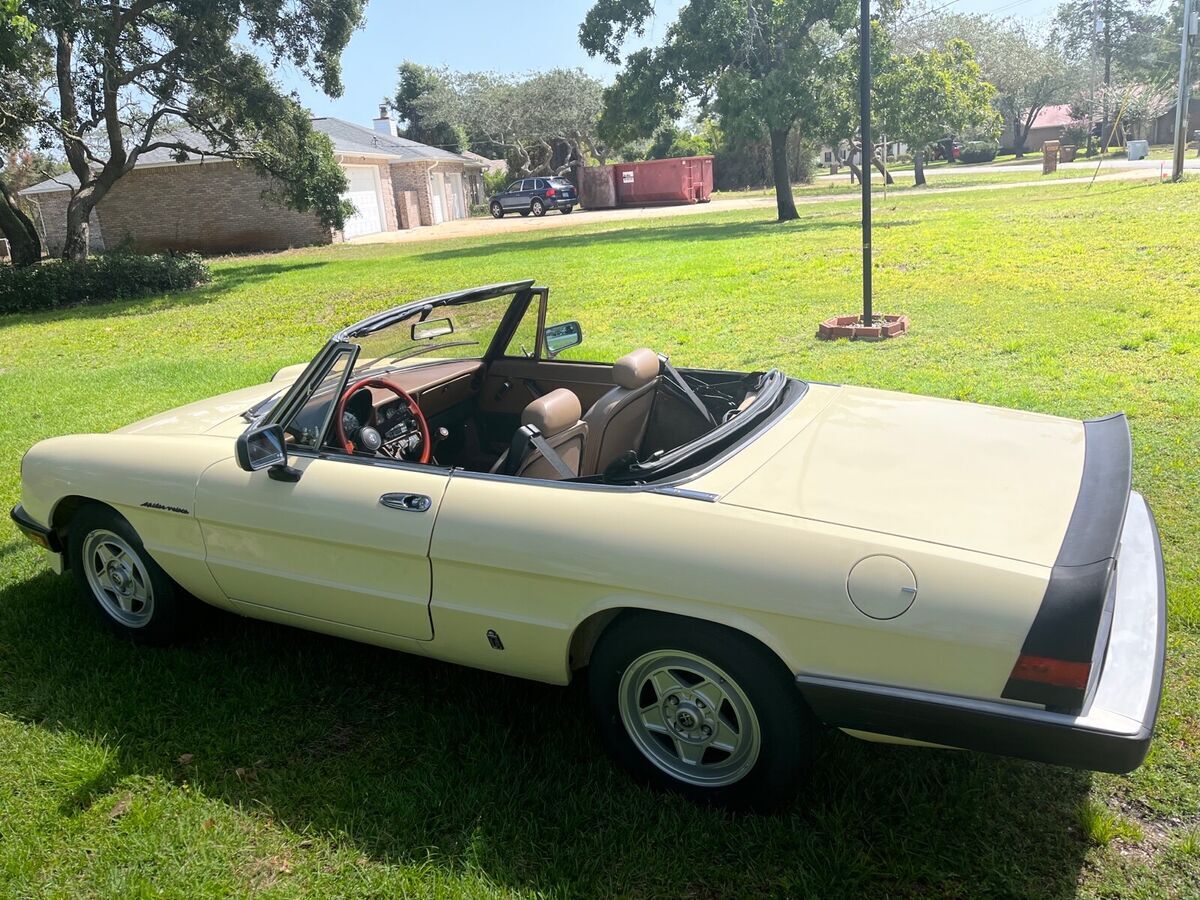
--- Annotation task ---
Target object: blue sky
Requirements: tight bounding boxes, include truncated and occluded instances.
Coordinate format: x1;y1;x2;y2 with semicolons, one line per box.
276;0;1059;126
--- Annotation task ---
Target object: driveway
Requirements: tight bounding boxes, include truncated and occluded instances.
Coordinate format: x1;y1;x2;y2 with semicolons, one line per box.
347;163;1196;247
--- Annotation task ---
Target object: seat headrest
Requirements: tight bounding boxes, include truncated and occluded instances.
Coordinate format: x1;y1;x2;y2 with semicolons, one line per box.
522;388;582;437
613;348;660;390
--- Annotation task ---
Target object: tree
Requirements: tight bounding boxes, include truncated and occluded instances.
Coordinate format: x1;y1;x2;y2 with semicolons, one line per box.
0;0;46;265
875;40;1000;185
581;0;858;222
2;0;365;262
393;62;464;151
1053;0;1168;146
412;69;606;176
894;11;1078;157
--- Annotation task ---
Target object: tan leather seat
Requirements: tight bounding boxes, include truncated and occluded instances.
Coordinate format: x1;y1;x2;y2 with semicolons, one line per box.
490;388;588;480
581;348;660;476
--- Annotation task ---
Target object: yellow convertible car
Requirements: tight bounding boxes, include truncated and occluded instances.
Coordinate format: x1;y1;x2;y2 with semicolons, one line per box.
11;281;1166;810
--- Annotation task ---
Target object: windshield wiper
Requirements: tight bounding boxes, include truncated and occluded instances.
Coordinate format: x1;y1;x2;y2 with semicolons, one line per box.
391;340;479;362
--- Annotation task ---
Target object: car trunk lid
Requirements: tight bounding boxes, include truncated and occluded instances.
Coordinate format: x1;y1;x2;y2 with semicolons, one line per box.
721;385;1087;567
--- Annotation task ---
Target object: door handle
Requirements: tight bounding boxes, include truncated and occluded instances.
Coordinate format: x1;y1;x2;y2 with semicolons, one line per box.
380;493;432;512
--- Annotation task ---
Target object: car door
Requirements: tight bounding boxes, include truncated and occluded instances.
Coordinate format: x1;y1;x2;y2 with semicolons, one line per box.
502;180;526;210
194;453;448;640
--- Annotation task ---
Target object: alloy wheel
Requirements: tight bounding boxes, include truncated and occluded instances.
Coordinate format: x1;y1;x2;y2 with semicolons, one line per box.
82;528;155;628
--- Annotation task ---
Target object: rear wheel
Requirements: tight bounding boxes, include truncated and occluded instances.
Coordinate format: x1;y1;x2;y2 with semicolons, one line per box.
588;611;817;811
490;201;504;218
68;505;197;644
530;198;546;217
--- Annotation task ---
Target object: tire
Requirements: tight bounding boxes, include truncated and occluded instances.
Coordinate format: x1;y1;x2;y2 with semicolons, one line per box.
560;206;573;215
530;198;546;217
519;210;530;217
68;504;198;645
588;611;817;812
490;201;504;218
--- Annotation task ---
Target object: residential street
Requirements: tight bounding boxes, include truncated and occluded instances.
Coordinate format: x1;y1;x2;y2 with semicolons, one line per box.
348;160;1200;246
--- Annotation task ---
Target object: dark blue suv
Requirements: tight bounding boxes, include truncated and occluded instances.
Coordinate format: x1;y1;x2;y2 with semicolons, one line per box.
490;177;577;218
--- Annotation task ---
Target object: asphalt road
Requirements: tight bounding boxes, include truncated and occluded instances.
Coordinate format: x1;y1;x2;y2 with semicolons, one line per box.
348;161;1199;247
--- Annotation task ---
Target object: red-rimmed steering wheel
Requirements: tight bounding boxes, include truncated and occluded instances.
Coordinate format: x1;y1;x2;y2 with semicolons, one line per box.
333;376;432;463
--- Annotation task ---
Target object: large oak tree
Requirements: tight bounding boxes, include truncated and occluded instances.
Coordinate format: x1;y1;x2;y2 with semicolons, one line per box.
2;0;365;261
580;0;857;222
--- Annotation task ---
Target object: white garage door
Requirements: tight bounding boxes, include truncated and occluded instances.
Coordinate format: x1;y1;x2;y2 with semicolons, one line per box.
341;166;384;239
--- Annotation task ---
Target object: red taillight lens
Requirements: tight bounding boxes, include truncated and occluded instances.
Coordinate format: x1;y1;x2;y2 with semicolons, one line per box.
1010;654;1091;690
545;187;556;197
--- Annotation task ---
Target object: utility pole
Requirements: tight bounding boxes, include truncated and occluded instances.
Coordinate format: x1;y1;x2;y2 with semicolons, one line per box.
1173;0;1198;181
859;0;872;327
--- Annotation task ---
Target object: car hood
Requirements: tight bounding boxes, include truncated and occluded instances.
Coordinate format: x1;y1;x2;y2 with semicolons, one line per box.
114;382;282;438
721;385;1086;566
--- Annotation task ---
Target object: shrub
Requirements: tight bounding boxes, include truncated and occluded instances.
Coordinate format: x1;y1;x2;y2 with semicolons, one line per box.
1060;123;1089;148
0;250;211;315
483;170;511;197
957;140;999;164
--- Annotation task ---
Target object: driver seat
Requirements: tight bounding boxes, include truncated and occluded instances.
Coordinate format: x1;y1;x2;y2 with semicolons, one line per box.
581;348;660;476
490;389;588;480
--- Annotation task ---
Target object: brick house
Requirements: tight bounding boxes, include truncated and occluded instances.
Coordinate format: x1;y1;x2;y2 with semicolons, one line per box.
20;108;485;254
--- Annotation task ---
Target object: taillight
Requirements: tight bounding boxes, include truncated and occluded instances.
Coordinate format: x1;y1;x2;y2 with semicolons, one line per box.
545;187;556;197
1009;654;1091;691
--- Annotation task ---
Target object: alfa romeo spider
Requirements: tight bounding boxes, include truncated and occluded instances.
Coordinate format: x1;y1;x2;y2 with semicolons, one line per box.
11;281;1166;809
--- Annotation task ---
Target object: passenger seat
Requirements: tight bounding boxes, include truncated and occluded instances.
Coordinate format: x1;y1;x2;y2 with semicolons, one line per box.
490;388;588;480
581;348;660;476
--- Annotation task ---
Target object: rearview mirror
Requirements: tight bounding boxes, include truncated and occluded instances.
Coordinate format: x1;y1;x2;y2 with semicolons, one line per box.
544;320;583;357
236;423;287;472
411;317;454;341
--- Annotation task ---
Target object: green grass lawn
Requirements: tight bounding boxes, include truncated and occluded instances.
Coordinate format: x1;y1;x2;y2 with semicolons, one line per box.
2;180;1199;896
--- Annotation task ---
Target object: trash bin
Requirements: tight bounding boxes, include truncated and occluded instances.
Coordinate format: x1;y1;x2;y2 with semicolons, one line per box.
1060;145;1077;163
1127;140;1149;161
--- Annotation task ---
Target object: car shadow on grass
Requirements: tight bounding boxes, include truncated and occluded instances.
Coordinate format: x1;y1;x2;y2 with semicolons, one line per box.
0;569;1091;896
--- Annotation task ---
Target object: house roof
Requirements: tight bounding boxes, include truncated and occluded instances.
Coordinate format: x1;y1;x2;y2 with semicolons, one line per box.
461;150;507;173
1029;104;1078;130
20;116;480;196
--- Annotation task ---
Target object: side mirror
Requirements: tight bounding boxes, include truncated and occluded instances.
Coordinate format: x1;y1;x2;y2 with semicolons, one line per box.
544;320;583;357
235;423;287;472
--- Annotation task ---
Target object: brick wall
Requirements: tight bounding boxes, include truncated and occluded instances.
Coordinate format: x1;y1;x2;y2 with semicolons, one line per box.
389;162;433;227
99;161;332;252
29;192;104;254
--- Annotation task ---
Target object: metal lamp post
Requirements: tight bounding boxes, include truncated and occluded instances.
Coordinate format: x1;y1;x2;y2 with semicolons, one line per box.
859;0;873;328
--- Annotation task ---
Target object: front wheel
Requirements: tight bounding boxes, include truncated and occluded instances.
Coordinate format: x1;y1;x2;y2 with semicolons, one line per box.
490;201;504;218
588;611;817;811
530;198;546;217
68;504;198;644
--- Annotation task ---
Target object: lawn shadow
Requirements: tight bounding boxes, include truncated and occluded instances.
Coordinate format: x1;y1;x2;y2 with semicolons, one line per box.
0;569;1091;896
0;262;327;332
412;215;918;266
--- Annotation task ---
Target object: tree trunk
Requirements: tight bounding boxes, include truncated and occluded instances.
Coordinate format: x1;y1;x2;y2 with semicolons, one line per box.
0;178;42;266
871;154;894;185
62;180;112;262
847;160;863;184
769;128;798;222
913;150;926;186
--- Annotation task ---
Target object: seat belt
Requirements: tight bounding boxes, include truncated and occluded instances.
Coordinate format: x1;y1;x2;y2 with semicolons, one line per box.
657;353;717;427
505;424;575;479
528;429;576;479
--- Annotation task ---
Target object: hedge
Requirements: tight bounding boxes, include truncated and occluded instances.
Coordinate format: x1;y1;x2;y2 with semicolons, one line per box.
0;251;212;315
957;141;1000;164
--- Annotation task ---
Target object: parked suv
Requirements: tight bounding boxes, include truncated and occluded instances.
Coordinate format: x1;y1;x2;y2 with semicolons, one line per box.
490;177;577;218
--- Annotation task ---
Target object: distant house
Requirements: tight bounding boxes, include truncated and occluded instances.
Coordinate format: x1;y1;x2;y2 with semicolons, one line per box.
1147;98;1200;145
1022;104;1078;150
19;106;484;254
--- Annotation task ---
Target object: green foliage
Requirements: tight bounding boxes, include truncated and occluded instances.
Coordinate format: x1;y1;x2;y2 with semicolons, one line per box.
1053;0;1169;83
0;251;210;314
582;0;858;219
1076;799;1144;846
876;40;1001;157
483;169;511;197
647;125;715;159
958;140;999;163
394;62;464;152
410;68;606;176
4;0;366;259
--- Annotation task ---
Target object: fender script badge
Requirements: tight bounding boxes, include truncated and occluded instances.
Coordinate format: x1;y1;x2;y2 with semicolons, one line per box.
140;501;190;515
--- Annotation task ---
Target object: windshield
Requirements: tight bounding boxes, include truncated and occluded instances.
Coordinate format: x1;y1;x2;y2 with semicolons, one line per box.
351;294;513;375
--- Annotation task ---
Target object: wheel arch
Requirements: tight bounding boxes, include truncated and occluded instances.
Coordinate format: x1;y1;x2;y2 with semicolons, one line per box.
567;601;800;680
49;495;116;564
